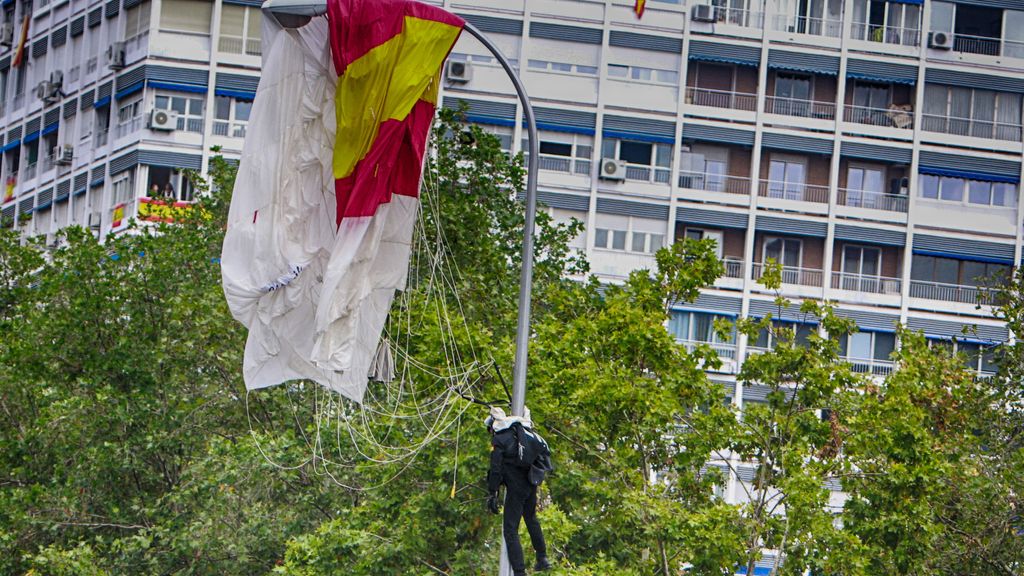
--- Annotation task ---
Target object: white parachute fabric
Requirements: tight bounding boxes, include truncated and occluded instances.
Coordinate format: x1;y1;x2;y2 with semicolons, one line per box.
221;16;409;403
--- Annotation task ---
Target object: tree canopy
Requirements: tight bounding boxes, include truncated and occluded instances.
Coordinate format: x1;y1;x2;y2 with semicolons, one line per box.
0;111;1021;575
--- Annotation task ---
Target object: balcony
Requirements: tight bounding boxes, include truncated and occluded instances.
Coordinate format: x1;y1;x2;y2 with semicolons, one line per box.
685;87;757;112
712;7;765;29
844;356;896;376
753;262;824;287
95;130;109;147
23;162;37;181
921;113;1022;143
40;153;54;173
678;170;751;195
909;279;989;304
764;95;835;120
843;104;913;129
836;188;908;213
625;164;671;184
771;15;843;38
953;33;1023;58
213;120;250;139
523;153;590;176
758;180;829;203
12;92;24;111
677;338;738;361
219;35;262;57
831;272;902;295
723;257;744;279
850;22;920;47
176;117;205;134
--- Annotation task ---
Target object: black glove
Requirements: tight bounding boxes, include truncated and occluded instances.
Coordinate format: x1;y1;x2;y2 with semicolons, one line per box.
486;492;500;515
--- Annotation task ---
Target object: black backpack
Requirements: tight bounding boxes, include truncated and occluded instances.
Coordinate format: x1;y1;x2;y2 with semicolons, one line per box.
510;422;553;485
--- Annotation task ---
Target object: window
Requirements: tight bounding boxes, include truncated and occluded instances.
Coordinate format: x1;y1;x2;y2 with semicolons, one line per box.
147;166;195;202
755;320;815;349
852;0;921;44
777;0;843;35
923;84;1023;141
917;173;1017;208
118;98;142;126
767;156;807;199
669;311;734;345
850;80;892;123
94;105;110;138
154;93;205;133
213;96;251;138
159;0;213;34
838;245;884;291
527;60;597;76
774;73;811;101
219;4;261;56
124;0;151;41
526;133;593;175
595;215;664;254
840;330;895;364
846;165;885;205
111;172;133;207
602;138;673;183
607;63;678;85
684;227;724;258
763;236;802;278
911;255;1010;287
928;339;997;374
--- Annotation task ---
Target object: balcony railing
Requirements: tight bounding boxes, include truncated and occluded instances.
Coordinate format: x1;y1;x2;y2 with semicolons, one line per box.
212;120;249;138
909;280;988;304
712;7;765;29
678;339;737;360
23;162;37;181
921;113;1022;142
12;92;24;110
625;164;671;184
843;104;914;129
723;257;744;279
41;153;54;173
219;34;262;57
68;65;80;83
953;33;1024;58
685;87;757;112
765;95;836;120
758;180;829;203
753;262;824;287
772;15;843;38
831;272;902;295
845;356;896;376
850;21;920;46
95;130;109;147
837;188;908;213
523;153;590;176
86;56;98;75
678;170;751;195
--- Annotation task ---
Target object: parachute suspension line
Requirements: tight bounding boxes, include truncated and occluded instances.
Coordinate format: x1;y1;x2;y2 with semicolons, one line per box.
451;411;461;499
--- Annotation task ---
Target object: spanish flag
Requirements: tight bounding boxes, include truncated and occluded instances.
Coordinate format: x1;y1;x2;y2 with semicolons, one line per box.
12;15;29;68
3;176;15;204
221;0;464;402
634;0;646;18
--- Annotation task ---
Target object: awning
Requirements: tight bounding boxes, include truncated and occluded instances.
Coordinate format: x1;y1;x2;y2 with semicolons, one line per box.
115;81;144;101
41;123;59;136
214;89;256;101
689;40;760;67
1;139;20;152
22;131;40;144
918;166;1019;184
767;49;840;75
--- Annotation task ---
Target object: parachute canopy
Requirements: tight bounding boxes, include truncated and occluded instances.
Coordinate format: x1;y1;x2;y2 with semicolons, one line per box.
221;0;464;402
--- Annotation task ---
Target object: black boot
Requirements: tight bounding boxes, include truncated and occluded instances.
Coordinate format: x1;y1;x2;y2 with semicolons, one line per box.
534;557;552;571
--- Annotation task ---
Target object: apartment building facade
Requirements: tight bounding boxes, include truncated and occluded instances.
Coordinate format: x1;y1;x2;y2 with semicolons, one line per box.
1;0;1019;539
0;0;260;237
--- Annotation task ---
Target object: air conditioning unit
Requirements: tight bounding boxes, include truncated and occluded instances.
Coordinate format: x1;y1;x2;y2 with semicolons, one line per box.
87;211;102;230
49;69;64;87
149;109;178;131
54;145;73;165
445;59;472;83
35;81;60;103
105;41;126;70
599;158;627;181
929;31;953;50
0;22;13;47
691;4;717;23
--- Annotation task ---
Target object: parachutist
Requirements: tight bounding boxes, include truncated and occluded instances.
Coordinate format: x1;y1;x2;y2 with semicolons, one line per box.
485;407;553;575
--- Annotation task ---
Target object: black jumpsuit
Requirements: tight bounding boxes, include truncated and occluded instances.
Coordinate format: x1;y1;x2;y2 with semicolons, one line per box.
488;427;547;574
